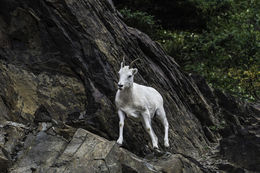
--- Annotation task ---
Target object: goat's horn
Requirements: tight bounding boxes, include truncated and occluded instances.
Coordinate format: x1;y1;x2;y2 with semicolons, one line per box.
129;58;140;68
121;56;126;68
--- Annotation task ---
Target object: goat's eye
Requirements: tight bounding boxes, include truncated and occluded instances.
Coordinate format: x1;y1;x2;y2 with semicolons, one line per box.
128;75;132;78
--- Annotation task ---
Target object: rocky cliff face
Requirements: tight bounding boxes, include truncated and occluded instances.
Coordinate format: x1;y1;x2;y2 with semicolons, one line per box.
0;0;259;172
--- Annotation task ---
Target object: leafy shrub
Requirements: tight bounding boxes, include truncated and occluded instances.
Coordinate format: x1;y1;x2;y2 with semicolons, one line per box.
158;0;260;100
119;8;158;38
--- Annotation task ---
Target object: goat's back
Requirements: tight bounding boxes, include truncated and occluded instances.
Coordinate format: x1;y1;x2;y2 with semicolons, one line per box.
133;83;163;109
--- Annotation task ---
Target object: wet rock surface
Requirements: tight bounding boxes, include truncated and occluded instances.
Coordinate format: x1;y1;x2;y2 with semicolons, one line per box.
0;0;259;172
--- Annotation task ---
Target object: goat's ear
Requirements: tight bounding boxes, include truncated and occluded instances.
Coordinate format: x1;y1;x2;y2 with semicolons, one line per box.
120;62;124;69
132;68;138;75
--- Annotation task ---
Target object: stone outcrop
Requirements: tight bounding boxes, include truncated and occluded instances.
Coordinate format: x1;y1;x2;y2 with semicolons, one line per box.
10;128;206;173
0;0;259;172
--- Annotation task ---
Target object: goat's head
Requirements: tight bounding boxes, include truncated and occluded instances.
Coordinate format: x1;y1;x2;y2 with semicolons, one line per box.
117;57;139;90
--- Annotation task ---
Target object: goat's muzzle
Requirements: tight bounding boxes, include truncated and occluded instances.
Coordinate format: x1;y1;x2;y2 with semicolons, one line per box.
118;84;123;90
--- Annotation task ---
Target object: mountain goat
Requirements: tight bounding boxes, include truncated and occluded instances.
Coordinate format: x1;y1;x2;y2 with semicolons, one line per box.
115;58;169;148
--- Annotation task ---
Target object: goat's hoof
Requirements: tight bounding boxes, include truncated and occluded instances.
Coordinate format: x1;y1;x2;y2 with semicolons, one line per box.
164;141;170;147
153;144;159;149
117;139;123;145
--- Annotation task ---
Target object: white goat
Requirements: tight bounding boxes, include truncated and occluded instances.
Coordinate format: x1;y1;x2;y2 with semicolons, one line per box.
115;58;169;148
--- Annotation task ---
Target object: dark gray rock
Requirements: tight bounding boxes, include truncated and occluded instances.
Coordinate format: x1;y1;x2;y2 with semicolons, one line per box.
220;127;260;172
0;147;11;173
34;105;52;123
10;131;67;173
47;128;206;173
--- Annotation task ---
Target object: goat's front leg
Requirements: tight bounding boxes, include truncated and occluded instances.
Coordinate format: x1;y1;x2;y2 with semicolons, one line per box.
142;110;158;149
117;109;125;145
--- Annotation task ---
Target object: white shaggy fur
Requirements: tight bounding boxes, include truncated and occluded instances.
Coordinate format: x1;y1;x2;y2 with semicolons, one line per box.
115;62;169;148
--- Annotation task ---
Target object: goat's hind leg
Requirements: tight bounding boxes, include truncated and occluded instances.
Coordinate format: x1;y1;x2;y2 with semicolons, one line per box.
142;110;158;149
156;107;169;147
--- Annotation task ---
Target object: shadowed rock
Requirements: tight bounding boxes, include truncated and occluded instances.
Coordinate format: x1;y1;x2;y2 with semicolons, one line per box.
34;105;52;124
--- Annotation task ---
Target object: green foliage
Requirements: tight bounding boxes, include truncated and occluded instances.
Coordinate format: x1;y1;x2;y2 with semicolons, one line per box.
114;0;206;30
158;0;260;100
118;0;260;101
119;8;158;38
